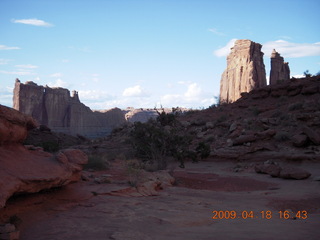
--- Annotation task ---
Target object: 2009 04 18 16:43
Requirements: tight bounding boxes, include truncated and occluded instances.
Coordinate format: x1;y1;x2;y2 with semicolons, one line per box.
211;210;308;220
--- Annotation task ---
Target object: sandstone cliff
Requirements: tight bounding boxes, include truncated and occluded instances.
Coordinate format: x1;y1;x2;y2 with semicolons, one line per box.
0;104;88;208
13;79;126;138
219;39;267;103
270;49;290;85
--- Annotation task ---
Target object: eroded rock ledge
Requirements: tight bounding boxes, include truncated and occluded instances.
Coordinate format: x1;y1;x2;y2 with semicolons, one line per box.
0;104;88;209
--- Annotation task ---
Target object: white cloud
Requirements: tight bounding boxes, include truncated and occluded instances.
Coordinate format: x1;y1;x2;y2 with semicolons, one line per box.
15;64;38;69
0;45;20;50
184;83;201;98
160;82;215;108
62;59;70;63
78;90;111;100
12;18;53;27
122;85;147;97
214;39;320;58
48;79;69;88
0;70;35;76
214;38;237;57
49;73;63;78
291;74;305;78
208;28;226;36
263;40;320;58
0;59;12;65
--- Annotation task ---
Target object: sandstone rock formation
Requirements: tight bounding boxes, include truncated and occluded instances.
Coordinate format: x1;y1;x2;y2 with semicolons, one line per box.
13;79;126;138
0;103;37;145
269;49;290;85
219;39;267;103
0;104;88;208
255;161;311;180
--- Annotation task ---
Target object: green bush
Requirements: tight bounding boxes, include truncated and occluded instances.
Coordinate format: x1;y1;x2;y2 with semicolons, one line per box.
41;141;60;152
130;111;192;170
196;142;211;159
84;154;109;170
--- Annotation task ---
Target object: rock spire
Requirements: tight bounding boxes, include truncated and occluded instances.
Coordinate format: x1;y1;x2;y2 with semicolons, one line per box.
269;49;290;85
219;39;267;103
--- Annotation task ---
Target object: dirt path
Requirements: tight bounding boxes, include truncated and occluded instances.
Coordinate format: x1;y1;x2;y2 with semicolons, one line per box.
1;160;320;240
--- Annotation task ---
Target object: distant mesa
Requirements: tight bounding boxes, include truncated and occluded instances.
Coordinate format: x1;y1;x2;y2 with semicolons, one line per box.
219;39;290;103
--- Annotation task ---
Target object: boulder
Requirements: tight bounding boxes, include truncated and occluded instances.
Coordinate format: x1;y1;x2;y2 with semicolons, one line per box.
254;161;281;177
279;167;311;180
0;105;37;144
255;161;311;180
292;134;308;147
233;134;256;145
255;129;276;140
303;126;320;145
0;223;19;240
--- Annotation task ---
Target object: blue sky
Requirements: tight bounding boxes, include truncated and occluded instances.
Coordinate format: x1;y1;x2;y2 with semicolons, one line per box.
1;0;319;109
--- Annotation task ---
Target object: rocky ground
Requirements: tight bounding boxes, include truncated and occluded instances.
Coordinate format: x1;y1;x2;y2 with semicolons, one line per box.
1;76;320;239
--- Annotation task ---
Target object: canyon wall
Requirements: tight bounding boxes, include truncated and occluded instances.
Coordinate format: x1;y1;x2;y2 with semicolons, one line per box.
13;79;126;138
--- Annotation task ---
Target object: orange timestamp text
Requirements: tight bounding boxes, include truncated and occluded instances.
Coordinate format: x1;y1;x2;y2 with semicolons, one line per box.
211;210;308;220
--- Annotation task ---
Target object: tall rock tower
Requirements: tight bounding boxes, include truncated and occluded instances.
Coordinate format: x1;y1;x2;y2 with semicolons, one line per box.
219;39;267;103
269;49;290;85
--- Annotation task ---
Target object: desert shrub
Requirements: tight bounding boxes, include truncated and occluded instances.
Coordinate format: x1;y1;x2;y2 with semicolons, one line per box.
303;70;312;78
84;154;109;170
130;111;193;170
125;159;143;186
196;142;211;159
41;141;60;152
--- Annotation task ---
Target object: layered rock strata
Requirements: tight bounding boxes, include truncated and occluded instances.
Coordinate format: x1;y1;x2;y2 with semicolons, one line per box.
219;39;267;103
13;79;126;138
0;104;88;208
270;49;290;85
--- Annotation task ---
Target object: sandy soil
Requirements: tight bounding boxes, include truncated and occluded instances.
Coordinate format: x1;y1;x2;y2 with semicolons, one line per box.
1;159;320;240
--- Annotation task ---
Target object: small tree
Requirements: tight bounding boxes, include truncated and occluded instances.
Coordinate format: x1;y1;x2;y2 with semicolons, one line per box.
303;70;312;78
130;110;192;170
